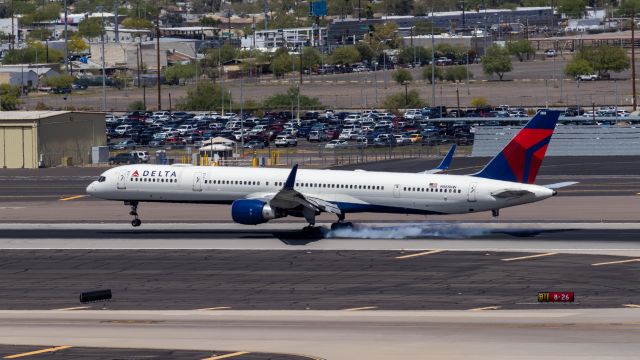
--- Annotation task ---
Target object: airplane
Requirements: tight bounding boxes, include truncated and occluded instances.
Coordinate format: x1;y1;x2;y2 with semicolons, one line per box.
86;110;576;230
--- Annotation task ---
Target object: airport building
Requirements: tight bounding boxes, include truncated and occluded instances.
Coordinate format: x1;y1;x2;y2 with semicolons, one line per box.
0;111;105;168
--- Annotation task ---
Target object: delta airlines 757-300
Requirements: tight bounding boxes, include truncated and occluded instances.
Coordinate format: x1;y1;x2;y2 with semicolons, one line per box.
87;110;576;229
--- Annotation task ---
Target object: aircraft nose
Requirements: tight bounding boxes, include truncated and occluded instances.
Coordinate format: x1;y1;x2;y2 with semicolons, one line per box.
86;182;96;196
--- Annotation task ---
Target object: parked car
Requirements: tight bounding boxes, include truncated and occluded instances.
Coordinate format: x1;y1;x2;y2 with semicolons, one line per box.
131;150;149;163
409;134;423;143
111;139;137;150
545;49;558;57
108;152;141;165
325;140;349;149
243;140;266;149
274;135;298;147
308;130;328;142
576;74;599;81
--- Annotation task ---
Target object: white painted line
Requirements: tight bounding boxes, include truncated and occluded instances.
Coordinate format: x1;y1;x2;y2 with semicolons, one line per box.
52;306;91;311
592;258;640;266
469;306;501;311
195;307;232;311
396;249;445;259
343;306;378;311
501;252;558;262
623;304;640;308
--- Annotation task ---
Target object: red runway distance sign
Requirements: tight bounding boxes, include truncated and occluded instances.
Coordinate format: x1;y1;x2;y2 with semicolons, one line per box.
538;292;574;302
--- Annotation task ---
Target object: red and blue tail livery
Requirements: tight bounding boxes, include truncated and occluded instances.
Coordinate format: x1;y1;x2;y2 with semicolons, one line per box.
474;110;560;184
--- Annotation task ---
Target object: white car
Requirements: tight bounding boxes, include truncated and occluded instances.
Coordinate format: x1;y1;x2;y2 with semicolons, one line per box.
325;140;349;149
274;135;297;147
577;74;599;81
404;109;423;120
176;124;195;135
105;114;118;124
338;130;353;140
114;124;132;135
394;134;412;145
131;150;150;163
617;110;631;117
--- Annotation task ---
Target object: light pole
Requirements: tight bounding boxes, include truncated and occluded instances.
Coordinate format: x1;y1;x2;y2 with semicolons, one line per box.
63;0;68;73
431;5;436;108
97;6;107;111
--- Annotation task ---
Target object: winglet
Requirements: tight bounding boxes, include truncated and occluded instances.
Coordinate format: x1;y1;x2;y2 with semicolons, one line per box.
424;144;456;174
283;164;298;190
436;144;456;171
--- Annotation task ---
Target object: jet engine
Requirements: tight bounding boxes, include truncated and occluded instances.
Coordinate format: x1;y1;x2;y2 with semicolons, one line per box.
231;199;285;225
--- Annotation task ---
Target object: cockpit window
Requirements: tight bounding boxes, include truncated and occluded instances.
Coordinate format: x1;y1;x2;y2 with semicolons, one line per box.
98;176;106;182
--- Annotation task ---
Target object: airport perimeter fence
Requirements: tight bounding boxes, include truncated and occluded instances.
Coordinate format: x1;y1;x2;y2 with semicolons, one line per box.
159;143;467;169
472;125;640;156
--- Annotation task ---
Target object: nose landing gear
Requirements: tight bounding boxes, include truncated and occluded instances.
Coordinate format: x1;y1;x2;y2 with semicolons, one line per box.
126;201;142;227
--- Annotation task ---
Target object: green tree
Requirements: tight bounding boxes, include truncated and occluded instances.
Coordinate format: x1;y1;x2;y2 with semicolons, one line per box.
398;46;431;65
164;63;197;85
355;42;376;63
330;46;361;65
444;66;473;82
0;84;21;110
481;45;513;81
392;68;413;85
68;33;89;53
435;43;467;62
20;3;61;26
301;47;322;71
573;45;630;77
43;74;75;89
178;83;231;111
470;97;490;107
506;40;536;62
263;86;324;109
26;29;52;41
422;66;444;83
270;52;293;78
78;18;103;39
382;90;426;112
558;0;587;18
2;42;63;64
121;17;154;29
128;100;145;111
564;58;594;77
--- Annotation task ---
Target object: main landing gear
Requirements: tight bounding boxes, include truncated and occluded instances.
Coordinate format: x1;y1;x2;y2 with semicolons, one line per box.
331;213;353;231
126;201;142;227
492;209;500;218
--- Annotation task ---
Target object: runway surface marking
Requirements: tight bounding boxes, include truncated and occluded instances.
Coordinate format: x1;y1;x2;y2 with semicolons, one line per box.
395;249;445;259
59;195;87;201
3;346;72;359
623;304;640;308
468;306;502;311
195;307;232;311
343;306;378;311
52;306;91;311
592;258;640;266
501;252;558;262
202;351;250;360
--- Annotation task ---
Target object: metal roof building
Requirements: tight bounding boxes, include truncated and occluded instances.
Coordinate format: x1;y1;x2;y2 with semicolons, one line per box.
0;111;105;168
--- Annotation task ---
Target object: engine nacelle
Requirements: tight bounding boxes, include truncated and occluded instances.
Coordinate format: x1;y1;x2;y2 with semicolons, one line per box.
231;199;283;225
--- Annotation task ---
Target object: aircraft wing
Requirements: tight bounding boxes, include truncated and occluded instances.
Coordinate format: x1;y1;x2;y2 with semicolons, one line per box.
246;165;342;216
491;189;534;198
424;144;456;174
544;181;579;190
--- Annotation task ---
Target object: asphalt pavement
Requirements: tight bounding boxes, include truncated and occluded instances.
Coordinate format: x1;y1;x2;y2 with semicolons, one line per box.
0;345;312;360
0;246;638;310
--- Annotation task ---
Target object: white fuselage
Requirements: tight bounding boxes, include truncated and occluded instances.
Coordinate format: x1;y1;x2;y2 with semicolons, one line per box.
86;164;555;216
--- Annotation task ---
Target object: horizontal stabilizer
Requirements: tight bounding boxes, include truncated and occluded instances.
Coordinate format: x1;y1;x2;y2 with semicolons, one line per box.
544;181;579;190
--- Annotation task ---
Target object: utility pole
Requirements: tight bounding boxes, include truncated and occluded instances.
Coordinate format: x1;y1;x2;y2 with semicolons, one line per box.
114;0;119;43
156;11;162;110
63;0;68;73
431;5;436;107
632;9;637;111
98;7;107;111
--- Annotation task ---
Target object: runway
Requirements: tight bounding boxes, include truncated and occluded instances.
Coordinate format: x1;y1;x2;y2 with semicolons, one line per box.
0;222;639;311
1;309;639;360
2;157;640;359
